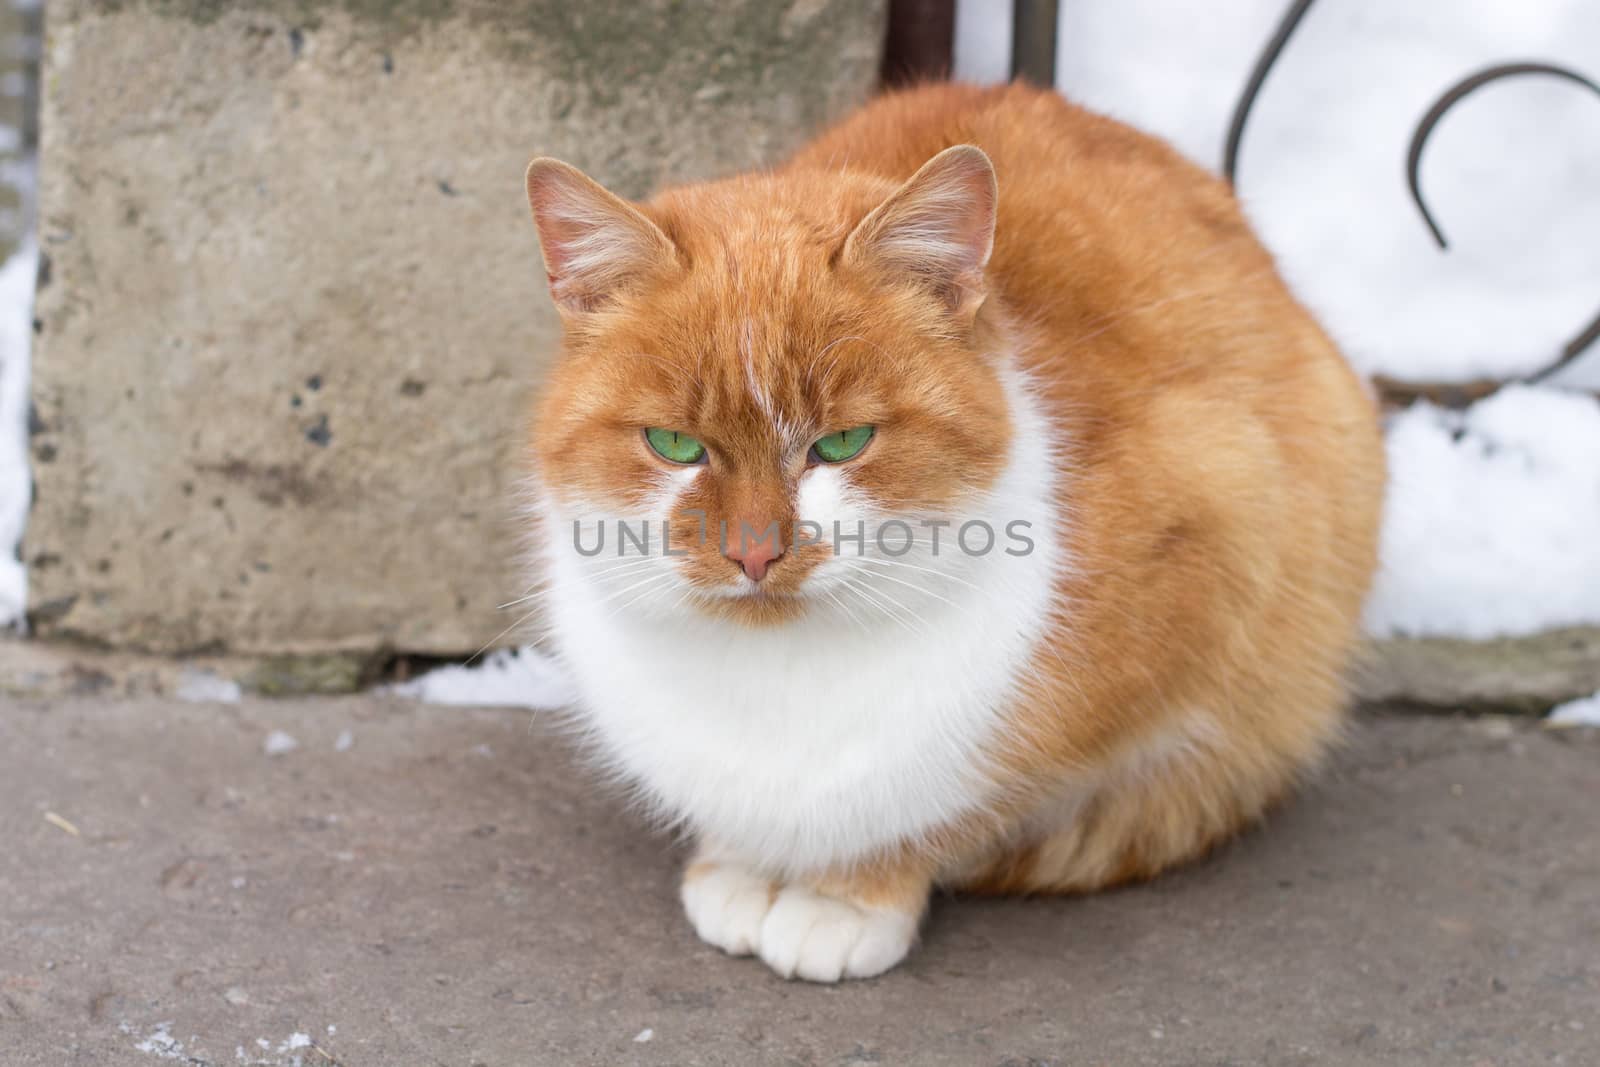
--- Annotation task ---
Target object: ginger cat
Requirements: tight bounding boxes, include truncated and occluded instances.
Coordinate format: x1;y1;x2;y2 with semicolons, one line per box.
521;83;1384;982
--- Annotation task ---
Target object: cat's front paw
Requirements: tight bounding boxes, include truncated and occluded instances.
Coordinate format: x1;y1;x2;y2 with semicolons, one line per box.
757;886;917;983
681;863;919;982
680;862;776;957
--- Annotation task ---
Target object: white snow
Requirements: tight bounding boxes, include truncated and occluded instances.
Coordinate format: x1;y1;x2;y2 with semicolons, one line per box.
1548;690;1600;726
130;1022;189;1061
391;645;577;709
334;729;354;752
222;1029;321;1066
952;0;1012;85
229;1029;327;1066
1364;386;1600;639
262;730;300;757
175;668;244;704
0;241;35;630
633;1027;655;1043
0;5;35;629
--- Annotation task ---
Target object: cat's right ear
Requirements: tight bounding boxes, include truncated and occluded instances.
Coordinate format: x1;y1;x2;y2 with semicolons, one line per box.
524;159;677;315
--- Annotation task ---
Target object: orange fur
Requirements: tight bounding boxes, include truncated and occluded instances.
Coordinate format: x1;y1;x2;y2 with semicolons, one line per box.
524;83;1385;973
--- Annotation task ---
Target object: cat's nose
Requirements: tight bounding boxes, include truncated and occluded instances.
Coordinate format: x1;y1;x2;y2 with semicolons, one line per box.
725;528;785;582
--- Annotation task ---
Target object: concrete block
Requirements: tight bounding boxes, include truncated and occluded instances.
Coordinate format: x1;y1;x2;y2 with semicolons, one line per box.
27;0;886;654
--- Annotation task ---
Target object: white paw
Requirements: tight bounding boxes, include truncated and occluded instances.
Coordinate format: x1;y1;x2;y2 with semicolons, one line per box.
757;886;917;983
680;864;775;957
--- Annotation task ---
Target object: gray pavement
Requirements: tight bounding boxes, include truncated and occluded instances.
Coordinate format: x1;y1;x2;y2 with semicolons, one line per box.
2;694;1596;1066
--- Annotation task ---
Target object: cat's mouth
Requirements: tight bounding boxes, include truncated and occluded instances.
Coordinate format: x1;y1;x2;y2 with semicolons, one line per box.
699;578;802;603
693;583;810;625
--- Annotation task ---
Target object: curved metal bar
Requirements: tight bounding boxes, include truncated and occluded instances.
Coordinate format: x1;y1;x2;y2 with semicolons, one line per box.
1222;0;1316;184
1407;61;1600;382
1407;61;1600;250
1225;12;1600;390
1530;307;1600;385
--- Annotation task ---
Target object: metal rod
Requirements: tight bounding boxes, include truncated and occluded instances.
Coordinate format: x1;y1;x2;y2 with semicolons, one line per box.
1222;0;1315;184
1010;0;1059;87
1407;61;1600;250
881;0;957;87
1406;61;1600;382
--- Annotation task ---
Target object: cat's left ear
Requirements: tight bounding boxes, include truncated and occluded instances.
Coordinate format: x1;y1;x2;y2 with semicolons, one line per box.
842;144;997;320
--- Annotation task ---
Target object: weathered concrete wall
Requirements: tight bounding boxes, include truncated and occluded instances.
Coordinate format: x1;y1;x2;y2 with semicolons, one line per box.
28;0;886;655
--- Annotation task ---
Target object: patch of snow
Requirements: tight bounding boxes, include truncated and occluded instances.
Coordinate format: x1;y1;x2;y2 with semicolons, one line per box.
176;668;243;704
225;1030;321;1066
1549;690;1600;726
392;645;577;710
1364;386;1600;639
263;730;300;757
633;1027;655;1043
0;241;36;630
334;729;354;752
952;0;1012;84
130;1022;188;1060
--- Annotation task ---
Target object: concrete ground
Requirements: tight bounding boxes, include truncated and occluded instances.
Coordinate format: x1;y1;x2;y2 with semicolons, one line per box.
2;693;1596;1067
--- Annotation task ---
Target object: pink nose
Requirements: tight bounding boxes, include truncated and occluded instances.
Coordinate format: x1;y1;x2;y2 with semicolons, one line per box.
726;529;785;582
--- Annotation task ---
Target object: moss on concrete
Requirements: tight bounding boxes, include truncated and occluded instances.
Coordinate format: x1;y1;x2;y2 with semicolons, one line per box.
241;652;373;695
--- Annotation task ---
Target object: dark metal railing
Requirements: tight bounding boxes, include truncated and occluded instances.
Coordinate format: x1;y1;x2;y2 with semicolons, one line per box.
1010;0;1060;86
1224;0;1600;401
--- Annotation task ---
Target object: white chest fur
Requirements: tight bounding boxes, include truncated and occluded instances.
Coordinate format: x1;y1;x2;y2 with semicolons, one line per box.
537;363;1062;874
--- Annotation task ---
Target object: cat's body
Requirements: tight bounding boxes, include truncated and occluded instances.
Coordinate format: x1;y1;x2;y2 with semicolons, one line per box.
523;83;1384;982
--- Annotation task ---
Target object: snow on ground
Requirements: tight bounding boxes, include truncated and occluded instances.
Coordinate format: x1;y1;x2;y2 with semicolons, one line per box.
174;667;244;704
390;645;577;709
0;240;34;630
122;1020;323;1066
1365;386;1600;639
262;730;299;757
1549;690;1600;726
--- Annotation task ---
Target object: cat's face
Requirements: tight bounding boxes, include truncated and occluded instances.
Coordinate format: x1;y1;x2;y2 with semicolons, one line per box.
526;148;1011;625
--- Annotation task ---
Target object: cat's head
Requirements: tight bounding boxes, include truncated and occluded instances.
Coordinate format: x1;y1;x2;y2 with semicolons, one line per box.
524;146;1014;625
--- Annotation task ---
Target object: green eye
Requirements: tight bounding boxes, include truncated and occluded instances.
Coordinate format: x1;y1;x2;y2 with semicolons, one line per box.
644;427;706;464
811;425;874;463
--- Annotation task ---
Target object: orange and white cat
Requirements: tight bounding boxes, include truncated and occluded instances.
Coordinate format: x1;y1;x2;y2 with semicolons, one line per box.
521;83;1384;982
